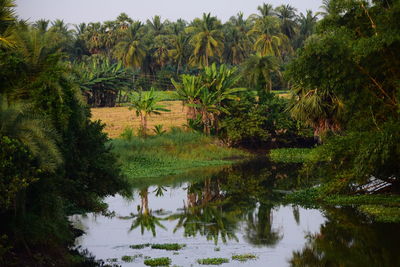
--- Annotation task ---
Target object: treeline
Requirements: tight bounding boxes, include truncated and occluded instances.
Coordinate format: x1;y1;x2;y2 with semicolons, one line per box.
11;4;318;107
0;0;126;265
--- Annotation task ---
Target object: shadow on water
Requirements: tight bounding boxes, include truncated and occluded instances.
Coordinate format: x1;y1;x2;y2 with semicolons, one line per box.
72;158;400;266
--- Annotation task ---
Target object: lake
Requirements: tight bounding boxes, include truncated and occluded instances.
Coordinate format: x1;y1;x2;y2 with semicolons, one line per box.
71;159;400;266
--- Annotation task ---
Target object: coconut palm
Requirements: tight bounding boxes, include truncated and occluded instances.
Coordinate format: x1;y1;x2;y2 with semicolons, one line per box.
33;19;50;33
295;10;318;48
0;0;16;48
187;13;224;68
129;88;170;136
249;16;289;58
0;95;62;172
255;3;275;19
169;33;188;73
275;4;298;39
223;26;251;65
114;22;146;69
146;15;165;36
241;53;280;93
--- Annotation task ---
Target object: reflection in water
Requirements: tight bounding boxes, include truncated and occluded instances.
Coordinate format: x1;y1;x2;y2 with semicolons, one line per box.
128;187;166;236
290;208;400;267
72;158;400;266
244;203;283;247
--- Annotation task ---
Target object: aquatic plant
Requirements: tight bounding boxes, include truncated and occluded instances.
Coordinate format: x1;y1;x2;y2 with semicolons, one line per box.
197;258;229;265
129;243;151;249
232;254;257;262
150;243;186;251
144;257;171;266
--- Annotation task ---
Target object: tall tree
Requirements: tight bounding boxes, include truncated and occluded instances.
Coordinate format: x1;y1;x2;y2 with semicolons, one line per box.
114;22;146;69
187;13;224;68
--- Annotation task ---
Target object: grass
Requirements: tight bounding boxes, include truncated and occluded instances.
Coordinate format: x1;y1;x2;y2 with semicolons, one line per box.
231;254;257;262
197;258;230;265
358;205;400;223
91;101;186;139
269;148;316;163
144;257;171;266
112;129;249;179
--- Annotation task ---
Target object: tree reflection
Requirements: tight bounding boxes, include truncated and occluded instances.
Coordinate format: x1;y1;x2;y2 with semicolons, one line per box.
169;178;239;244
290;207;400;266
129;187;166;236
244;202;283;247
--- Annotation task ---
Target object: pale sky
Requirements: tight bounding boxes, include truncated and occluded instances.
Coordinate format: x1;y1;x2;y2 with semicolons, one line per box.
15;0;322;24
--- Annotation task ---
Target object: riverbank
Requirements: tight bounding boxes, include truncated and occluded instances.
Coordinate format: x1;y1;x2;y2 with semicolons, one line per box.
112;129;250;180
269;148;400;223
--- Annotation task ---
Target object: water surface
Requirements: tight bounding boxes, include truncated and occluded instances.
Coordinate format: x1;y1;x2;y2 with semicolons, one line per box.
72;159;400;266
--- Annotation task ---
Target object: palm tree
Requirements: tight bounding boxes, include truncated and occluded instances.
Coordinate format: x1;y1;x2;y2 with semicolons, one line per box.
0;95;63;212
129;88;170;136
249;16;289;58
0;95;62;173
116;12;133;30
295;10;318;48
169;34;188;73
33;19;50;33
241;53;279;93
275;4;298;39
255;3;275;19
0;0;16;48
114;22;146;69
187;13;224;68
223;26;251;65
288;86;343;140
147;15;165;36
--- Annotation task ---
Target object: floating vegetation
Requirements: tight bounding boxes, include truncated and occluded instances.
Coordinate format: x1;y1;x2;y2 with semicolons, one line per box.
173;252;179;255
144;257;172;266
129;243;151;249
197;258;230;265
151;243;186;251
232;254;257;262
214;247;221;251
106;258;118;262
121;255;134;262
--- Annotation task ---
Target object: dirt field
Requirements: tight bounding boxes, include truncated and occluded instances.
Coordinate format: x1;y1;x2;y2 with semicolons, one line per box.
91;101;187;138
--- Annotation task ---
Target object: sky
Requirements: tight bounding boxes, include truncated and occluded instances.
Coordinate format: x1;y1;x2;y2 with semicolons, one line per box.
15;0;322;25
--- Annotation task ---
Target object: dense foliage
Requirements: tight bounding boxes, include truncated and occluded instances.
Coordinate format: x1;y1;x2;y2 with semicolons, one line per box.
287;0;400;192
0;1;126;265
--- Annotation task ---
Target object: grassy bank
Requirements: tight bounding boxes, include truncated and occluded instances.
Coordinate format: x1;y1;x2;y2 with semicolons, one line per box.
269;148;316;163
285;187;400;223
112;129;250;180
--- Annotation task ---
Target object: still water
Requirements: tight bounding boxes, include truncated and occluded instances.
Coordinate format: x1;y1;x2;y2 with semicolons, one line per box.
71;159;400;266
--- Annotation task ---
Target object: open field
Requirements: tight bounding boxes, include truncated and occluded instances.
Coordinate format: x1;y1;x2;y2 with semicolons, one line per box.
91;101;187;138
91;91;290;138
